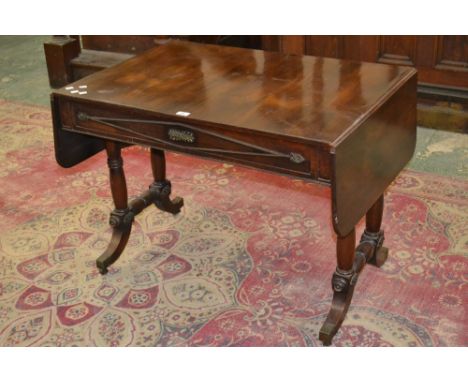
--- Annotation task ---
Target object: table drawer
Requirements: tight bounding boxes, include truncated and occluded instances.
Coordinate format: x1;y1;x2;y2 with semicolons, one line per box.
58;99;329;181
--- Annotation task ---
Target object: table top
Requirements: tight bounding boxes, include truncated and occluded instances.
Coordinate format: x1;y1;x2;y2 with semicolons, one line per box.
54;40;416;145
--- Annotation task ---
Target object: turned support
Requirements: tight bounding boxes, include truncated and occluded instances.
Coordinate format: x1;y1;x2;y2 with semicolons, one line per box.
319;194;388;345
149;148;184;214
319;229;357;345
363;195;388;267
96;141;133;274
96;143;184;274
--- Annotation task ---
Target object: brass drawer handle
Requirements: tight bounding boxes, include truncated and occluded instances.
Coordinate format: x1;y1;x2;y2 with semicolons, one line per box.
168;128;195;143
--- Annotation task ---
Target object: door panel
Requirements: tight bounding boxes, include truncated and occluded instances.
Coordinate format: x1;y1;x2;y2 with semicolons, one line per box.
377;36;417;66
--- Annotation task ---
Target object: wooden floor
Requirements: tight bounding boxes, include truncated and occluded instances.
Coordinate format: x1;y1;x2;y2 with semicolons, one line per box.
0;35;466;179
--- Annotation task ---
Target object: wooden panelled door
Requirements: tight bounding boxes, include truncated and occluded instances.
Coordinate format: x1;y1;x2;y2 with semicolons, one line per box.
264;36;468;88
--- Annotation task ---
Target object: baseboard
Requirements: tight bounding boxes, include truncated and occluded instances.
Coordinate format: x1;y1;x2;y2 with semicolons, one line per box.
417;83;468;134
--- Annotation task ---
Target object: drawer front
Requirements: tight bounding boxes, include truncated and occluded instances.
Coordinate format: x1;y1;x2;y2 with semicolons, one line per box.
58;98;329;181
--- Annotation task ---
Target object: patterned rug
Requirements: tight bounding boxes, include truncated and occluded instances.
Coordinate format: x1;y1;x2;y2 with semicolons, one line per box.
0;99;466;346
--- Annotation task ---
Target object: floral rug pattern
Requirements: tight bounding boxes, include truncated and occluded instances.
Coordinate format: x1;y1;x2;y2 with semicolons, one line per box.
0;99;466;346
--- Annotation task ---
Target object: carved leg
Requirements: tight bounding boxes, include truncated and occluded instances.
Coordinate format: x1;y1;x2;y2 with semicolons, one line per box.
362;194;388;267
319;194;389;345
149;148;183;214
96;141;133;275
319;229;357;346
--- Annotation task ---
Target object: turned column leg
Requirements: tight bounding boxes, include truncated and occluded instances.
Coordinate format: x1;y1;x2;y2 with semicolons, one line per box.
149;148;183;214
362;194;388;267
319;229;357;346
96;141;133;274
319;194;390;345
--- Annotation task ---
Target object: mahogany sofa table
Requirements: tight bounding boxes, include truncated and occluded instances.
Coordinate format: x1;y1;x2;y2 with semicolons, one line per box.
50;40;417;345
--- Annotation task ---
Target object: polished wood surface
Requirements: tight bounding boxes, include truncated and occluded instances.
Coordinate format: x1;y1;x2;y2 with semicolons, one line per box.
46;36;462;132
54;40;415;145
261;35;467;132
53;40;417;236
44;36;260;88
332;73;417;235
